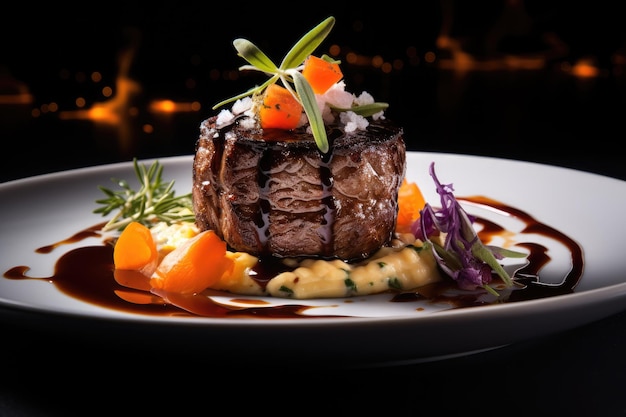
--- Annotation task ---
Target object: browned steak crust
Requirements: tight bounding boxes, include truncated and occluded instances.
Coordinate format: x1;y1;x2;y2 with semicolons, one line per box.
192;116;406;261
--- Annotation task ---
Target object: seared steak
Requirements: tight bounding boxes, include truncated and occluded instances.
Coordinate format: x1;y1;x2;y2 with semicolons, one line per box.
192;116;406;261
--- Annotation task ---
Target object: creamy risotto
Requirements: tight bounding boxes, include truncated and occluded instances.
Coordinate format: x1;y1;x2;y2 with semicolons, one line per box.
152;222;442;299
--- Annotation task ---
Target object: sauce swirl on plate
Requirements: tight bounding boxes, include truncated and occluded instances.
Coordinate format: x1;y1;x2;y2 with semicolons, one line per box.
3;196;584;319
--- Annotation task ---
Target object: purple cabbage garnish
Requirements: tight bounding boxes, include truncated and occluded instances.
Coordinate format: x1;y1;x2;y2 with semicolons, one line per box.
411;162;526;295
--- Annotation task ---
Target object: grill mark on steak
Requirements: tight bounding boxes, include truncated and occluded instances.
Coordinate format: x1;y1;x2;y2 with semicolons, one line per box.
193;116;406;261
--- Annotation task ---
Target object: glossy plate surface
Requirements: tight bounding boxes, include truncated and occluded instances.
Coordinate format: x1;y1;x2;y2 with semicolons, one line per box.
1;152;625;366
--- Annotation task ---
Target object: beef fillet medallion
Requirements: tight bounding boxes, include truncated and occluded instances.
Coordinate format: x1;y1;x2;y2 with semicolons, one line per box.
192;116;406;261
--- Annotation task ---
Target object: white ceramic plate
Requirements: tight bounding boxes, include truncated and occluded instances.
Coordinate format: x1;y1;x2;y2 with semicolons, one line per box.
1;152;625;367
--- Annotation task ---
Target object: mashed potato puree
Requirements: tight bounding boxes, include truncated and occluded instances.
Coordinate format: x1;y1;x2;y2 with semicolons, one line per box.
152;222;443;299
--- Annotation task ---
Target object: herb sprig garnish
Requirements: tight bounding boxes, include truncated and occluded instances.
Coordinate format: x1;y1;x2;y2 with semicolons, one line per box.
94;158;195;232
212;16;388;153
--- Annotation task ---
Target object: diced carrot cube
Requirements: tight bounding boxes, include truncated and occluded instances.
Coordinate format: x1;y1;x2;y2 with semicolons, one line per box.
259;83;303;130
302;55;343;94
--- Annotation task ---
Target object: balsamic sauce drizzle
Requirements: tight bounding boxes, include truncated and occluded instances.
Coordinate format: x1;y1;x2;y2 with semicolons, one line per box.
3;196;584;319
255;141;337;256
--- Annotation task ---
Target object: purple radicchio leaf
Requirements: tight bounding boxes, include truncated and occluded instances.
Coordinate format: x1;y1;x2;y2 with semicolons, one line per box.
411;162;525;294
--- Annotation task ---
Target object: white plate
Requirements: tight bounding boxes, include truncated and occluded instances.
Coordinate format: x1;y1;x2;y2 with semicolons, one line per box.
1;152;625;367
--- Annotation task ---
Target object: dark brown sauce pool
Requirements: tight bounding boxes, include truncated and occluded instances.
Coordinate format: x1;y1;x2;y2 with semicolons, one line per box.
3;196;584;319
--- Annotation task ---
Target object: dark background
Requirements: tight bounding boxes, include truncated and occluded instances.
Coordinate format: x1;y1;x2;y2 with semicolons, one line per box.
2;1;626;182
1;1;626;416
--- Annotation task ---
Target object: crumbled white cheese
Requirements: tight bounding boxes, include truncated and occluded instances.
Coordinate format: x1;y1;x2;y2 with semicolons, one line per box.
340;111;369;132
215;97;255;128
215;109;235;128
372;110;385;121
354;91;375;106
238;116;257;130
231;97;252;115
321;81;355;109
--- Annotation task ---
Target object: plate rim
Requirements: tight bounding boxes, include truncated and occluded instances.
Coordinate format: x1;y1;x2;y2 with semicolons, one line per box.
3;152;626;363
0;151;625;322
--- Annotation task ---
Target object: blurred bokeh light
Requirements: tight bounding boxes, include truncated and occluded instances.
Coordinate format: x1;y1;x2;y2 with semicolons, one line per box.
1;1;625;181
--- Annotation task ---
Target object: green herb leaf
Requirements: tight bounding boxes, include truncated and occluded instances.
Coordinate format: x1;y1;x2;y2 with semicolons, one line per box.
344;277;357;292
319;54;341;64
279;285;294;296
388;277;402;290
212;16;386;154
280;16;335;70
212;79;275;110
233;38;279;73
292;70;329;153
94;158;195;232
329;102;389;118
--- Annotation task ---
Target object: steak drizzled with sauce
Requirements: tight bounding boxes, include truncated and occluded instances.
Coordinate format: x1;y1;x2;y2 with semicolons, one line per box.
192;116;406;261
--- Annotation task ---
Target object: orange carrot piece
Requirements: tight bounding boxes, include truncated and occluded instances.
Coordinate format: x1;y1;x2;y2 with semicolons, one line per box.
302;55;343;94
149;230;235;294
113;221;159;276
396;179;426;234
259;83;303;130
114;269;152;292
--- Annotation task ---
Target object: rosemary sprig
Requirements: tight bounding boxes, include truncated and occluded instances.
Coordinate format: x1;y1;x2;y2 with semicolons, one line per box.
94;158;195;232
212;16;387;154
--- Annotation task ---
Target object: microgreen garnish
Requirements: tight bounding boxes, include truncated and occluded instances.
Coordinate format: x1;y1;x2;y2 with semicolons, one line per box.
212;16;388;153
94;158;195;232
413;162;527;295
